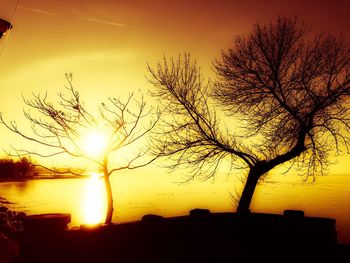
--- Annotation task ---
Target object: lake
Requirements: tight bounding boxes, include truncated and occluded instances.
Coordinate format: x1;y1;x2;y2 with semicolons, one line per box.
0;172;349;245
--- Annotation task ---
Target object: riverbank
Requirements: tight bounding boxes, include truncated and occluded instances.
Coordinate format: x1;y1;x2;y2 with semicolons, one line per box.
16;210;350;262
0;173;89;182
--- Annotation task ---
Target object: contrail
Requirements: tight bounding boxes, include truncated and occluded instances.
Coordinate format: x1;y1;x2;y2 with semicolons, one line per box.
20;6;58;16
19;5;127;27
82;18;128;27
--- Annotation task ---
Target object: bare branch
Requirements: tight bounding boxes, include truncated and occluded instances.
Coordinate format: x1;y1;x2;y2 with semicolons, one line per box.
1;74;159;224
148;17;350;213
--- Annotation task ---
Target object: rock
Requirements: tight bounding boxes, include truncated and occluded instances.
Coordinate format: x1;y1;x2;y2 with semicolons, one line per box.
6;210;14;221
11;220;23;231
0;232;19;263
0;206;8;213
23;213;71;233
142;214;165;222
0;212;9;223
0;208;26;238
284;210;305;218
189;208;211;219
14;212;26;221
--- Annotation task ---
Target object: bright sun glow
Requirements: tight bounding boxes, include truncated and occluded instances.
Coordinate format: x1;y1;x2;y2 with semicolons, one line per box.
83;131;108;157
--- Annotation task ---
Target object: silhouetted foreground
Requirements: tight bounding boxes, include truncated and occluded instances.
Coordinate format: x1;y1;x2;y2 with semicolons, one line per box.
18;210;350;262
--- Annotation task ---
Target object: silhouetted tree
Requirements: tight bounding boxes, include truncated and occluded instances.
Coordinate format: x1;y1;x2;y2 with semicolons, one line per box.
0;157;34;178
0;74;158;224
148;17;350;214
16;157;34;177
0;159;16;178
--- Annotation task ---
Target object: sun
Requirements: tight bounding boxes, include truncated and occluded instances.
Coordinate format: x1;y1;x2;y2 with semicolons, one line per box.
83;130;108;157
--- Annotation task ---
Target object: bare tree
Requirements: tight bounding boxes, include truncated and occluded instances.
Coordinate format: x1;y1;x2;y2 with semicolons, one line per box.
148;17;350;214
0;74;158;224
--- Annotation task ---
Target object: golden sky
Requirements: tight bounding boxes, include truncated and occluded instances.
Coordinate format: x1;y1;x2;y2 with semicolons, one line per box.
1;0;350;173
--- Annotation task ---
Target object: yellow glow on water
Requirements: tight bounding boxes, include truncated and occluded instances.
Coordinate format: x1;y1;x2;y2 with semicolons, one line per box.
1;168;349;244
82;173;106;224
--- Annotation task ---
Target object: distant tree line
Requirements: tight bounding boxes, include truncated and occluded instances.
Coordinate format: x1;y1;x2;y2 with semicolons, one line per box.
0;157;34;178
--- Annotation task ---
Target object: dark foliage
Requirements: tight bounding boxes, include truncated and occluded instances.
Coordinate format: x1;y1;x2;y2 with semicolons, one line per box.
0;157;34;178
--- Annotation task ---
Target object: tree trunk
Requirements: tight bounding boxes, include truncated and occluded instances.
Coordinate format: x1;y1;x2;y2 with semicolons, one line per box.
103;173;114;224
103;159;114;225
237;169;261;215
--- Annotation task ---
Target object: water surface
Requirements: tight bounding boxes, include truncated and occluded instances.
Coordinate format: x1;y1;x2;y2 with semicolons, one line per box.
0;172;349;244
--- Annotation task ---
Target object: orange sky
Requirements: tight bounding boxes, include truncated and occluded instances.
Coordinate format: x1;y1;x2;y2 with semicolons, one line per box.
0;0;350;173
1;0;350;246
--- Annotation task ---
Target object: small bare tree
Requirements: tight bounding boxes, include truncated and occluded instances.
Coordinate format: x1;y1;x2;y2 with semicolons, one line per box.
0;74;158;224
148;17;350;214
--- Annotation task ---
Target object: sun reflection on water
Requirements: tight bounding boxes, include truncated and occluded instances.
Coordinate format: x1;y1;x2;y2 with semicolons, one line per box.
82;172;106;224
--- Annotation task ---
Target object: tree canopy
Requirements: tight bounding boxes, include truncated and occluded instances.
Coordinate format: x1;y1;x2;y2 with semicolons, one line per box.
149;17;350;213
0;74;158;223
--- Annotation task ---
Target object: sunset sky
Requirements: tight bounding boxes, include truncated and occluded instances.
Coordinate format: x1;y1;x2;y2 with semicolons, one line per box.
1;0;350;173
1;0;350;246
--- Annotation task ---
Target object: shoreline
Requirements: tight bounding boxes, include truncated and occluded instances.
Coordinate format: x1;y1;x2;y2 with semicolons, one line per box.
0;174;90;182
